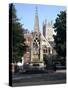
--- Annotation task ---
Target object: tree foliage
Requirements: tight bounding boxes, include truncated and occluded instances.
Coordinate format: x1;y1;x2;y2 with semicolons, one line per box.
9;4;26;63
53;11;66;57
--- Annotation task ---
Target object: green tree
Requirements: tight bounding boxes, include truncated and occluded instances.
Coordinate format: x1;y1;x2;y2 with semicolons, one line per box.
53;11;66;58
9;4;26;63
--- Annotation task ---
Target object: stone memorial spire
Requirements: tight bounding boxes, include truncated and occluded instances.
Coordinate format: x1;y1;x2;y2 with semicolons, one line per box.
34;6;39;32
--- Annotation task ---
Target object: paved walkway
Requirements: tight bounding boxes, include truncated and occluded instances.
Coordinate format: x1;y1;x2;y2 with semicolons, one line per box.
56;70;66;73
12;69;66;86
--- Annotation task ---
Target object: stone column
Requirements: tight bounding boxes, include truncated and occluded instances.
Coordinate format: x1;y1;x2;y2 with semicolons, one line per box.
40;35;43;62
31;40;33;62
50;48;52;54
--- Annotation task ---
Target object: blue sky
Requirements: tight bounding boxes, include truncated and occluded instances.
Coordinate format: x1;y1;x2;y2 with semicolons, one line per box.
14;3;66;32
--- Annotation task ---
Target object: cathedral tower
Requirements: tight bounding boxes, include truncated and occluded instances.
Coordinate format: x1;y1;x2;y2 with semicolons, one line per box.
43;20;47;37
